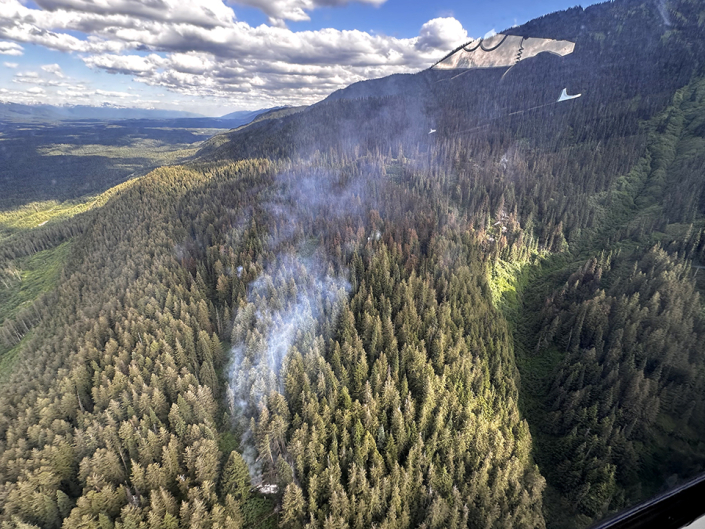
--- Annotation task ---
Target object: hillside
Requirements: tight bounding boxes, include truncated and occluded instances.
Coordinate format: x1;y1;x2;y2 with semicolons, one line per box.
1;1;705;528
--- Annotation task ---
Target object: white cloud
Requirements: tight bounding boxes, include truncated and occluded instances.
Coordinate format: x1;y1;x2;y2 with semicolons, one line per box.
95;88;130;97
0;40;24;55
416;17;468;52
41;63;65;76
3;61;19;67
72;21;465;104
84;53;166;74
233;0;386;26
0;81;167;109
16;71;39;78
33;0;237;28
0;1;128;53
0;0;472;108
484;28;497;39
11;67;82;89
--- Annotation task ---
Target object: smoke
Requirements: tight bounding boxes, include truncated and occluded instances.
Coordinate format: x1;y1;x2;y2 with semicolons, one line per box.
226;255;350;480
657;0;671;26
264;165;374;250
226;165;357;482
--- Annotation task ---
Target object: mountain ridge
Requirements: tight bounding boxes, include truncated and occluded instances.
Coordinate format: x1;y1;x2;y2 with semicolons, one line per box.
0;103;279;124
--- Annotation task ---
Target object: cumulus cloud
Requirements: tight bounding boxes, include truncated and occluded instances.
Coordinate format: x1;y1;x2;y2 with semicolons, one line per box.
0;1;129;53
12;70;76;87
83;53;165;74
234;0;386;26
33;0;236;27
416;17;468;52
41;63;65;76
0;0;471;108
72;20;466;104
3;61;18;67
0;40;24;55
16;70;38;77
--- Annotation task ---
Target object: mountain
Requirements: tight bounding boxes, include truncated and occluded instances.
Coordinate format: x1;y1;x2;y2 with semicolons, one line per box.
0;102;205;122
200;0;702;163
1;1;705;529
0;102;280;126
220;107;283;121
197;105;309;158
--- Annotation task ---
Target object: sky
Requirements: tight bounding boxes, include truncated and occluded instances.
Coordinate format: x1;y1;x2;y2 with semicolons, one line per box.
0;0;602;116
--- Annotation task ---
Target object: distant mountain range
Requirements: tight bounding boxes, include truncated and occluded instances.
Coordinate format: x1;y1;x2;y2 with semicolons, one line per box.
0;103;203;122
0;103;281;125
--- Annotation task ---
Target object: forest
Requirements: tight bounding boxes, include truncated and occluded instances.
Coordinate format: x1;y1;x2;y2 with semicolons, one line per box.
1;0;705;528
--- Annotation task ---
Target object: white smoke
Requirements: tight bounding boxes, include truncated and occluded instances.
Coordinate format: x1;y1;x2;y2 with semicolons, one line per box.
227;256;350;479
226;166;357;480
228;260;348;401
657;0;671;26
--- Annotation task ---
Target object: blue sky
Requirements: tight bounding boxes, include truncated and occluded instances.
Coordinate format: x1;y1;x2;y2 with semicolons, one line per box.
284;0;592;36
0;0;601;116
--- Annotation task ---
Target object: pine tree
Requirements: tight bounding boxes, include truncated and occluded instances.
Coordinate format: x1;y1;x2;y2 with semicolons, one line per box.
281;483;305;529
221;451;251;503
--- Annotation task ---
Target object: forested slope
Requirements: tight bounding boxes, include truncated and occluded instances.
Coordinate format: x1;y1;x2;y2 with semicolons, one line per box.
1;1;705;528
0;154;547;528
